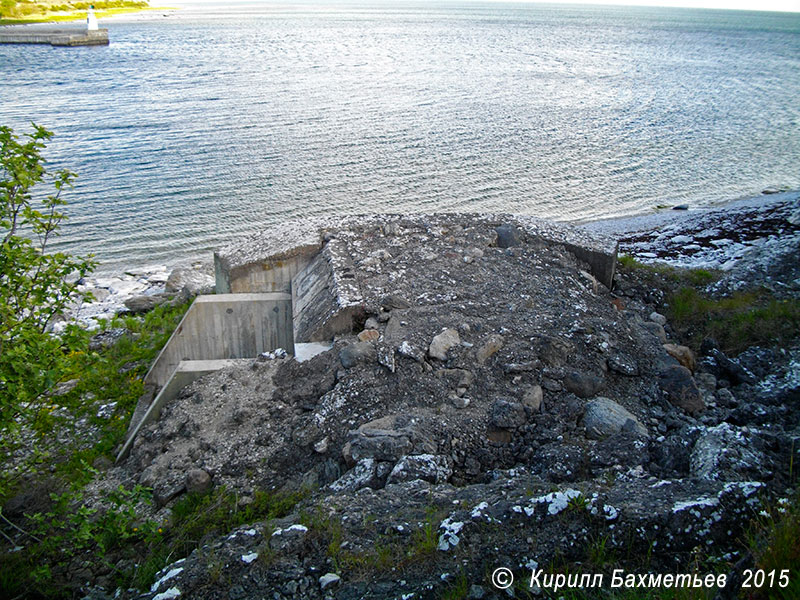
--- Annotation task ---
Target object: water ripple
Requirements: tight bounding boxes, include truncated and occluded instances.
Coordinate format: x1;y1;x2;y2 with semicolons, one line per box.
1;4;798;273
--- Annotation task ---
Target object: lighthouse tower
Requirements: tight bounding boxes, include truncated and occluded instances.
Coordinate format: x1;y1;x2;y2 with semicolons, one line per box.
87;5;98;31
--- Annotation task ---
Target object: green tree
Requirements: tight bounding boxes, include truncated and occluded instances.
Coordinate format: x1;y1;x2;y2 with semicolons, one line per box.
0;124;95;432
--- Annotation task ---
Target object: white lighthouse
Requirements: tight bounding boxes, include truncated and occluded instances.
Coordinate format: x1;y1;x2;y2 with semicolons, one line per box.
87;5;98;31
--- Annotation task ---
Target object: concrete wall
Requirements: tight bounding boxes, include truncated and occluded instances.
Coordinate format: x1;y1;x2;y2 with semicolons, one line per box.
562;241;618;290
145;293;294;388
215;252;314;294
292;241;365;342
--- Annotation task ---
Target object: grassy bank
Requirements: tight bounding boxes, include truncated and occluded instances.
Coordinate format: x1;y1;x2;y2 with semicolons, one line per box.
0;1;166;26
616;255;800;356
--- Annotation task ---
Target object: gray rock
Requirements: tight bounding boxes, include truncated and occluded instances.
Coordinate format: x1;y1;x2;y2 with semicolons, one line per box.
690;423;764;480
503;361;539;374
468;585;487;599
649;311;667;326
429;328;460;360
563;371;604;399
79;588;112;600
185;468;212;494
165;266;215;296
51;378;79;397
313;437;329;454
88;328;127;351
659;365;705;415
123;293;169;315
376;343;396;372
381;294;411;310
269;523;309;552
153;479;184;507
340;342;377;368
451;396;470;409
542;377;562;392
495;224;521;248
397;340;426;362
642;322;667;343
329;458;377;493
538;336;574;367
522;385;543;412
607;352;639;376
344;414;426;465
695;372;717;393
386;454;452;485
584;397;647;439
707;348;756;385
489;398;527;429
716;387;737;408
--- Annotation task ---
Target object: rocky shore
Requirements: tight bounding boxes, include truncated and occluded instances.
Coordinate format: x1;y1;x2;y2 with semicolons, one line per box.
6;192;796;600
53;262;216;333
46;193;793;600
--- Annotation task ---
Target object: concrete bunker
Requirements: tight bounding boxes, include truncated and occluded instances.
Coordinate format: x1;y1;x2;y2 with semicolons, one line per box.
118;214;617;462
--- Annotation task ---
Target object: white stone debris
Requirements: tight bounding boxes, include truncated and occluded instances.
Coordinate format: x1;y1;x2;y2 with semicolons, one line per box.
152;588;181;600
150;567;183;593
438;516;465;551
529;489;583;516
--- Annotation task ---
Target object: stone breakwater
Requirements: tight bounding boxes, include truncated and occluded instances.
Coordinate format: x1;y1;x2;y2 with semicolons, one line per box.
0;26;109;46
66;207;800;600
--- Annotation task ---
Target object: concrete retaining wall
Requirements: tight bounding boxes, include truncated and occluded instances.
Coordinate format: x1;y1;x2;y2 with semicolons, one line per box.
292;240;365;342
145;293;294;388
215;253;312;294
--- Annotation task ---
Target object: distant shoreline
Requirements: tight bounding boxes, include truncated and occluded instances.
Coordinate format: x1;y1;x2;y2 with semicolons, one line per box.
0;5;177;27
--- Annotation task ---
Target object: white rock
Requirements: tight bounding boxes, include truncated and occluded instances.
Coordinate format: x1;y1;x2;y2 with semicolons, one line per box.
109;279;147;297
319;573;341;590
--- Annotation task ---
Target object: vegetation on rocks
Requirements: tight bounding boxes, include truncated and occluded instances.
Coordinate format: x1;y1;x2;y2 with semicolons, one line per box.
616;255;800;356
0;297;194;597
0;124;191;597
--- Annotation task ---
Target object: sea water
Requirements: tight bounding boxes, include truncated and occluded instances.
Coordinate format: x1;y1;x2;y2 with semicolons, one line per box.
1;2;798;272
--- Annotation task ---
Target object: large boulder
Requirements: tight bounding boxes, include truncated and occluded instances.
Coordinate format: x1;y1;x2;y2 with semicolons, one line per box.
123;293;170;315
165;266;215;296
386;454;452;485
584;397;648;439
343;414;433;466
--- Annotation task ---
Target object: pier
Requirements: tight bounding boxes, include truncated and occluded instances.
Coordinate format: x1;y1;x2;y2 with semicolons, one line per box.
0;27;108;46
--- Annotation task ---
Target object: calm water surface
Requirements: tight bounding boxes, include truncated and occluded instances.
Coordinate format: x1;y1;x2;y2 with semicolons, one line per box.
1;2;799;272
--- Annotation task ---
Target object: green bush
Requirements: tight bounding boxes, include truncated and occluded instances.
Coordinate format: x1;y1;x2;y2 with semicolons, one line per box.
1;124;96;454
